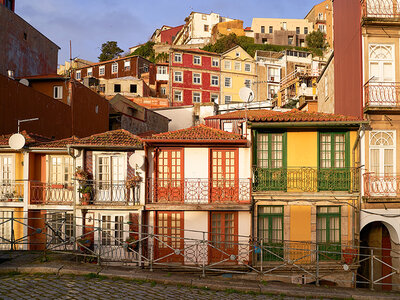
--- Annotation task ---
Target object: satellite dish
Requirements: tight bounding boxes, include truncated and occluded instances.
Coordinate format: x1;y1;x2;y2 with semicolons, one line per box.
301;83;307;90
19;79;29;86
129;153;144;170
239;87;255;102
8;133;26;150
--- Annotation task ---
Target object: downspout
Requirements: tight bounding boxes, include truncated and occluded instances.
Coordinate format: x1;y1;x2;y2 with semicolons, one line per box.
351;127;361;247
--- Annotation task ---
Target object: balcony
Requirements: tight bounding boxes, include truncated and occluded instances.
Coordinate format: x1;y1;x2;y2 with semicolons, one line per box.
30;182;74;205
146;178;251;204
364;82;400;111
0;180;24;203
362;0;400;22
364;173;400;200
78;181;140;206
253;167;359;193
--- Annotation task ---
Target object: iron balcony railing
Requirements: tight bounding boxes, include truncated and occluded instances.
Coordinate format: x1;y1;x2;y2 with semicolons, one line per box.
363;172;400;198
146;178;251;204
30;182;74;205
253;167;360;193
78;180;140;206
362;0;400;19
0;180;24;202
364;82;400;108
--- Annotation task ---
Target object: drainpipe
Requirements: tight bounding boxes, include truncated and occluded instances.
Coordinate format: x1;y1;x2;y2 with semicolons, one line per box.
351;126;362;247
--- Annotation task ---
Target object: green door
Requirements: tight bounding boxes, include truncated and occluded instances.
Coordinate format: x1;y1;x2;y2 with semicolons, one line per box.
317;206;341;260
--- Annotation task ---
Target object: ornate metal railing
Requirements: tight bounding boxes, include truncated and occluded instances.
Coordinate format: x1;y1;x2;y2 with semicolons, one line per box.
363;172;400;198
146;178;251;204
253;167;360;193
362;0;400;19
78;180;140;206
0;180;24;202
364;82;400;107
30;182;74;205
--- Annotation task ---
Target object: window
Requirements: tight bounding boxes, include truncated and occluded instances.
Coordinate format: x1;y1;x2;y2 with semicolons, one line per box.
202;14;207;20
53;86;63;100
143;65;149;72
101;215;124;246
244;63;251;72
174;71;183;82
174;53;182;63
296;27;300;34
112;62;118;74
210;212;237;258
124;60;130;71
210;149;237;195
318;24;326;33
47;212;73;246
114;84;121;93
0;211;12;250
0;155;13;182
282;22;287;30
193;92;201;103
130;84;137;93
211;94;219;103
235;52;240;57
369;131;395;176
304;27;308;34
99;66;105;76
204;24;209;31
96;155;124;192
223;122;233;132
234;62;241;71
317;206;341;260
245;79;251;89
75;70;81;80
87;67;93;77
211;75;219;86
224;61;231;70
269;26;273;34
288;36;294;45
156;149;183;197
160;87;166;95
224;77;232;88
5;0;13;10
369;44;394;84
23;32;27;40
224;95;231;103
193;73;201;84
174;90;182;102
156;212;183;252
318;12;324;20
258;206;284;261
99;84;105;93
268;67;280;82
212;58;219;67
157;66;167;74
261;26;265;33
49;156;73;184
193;55;201;65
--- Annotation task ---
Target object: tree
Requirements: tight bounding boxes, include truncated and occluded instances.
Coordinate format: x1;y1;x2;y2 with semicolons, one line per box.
131;41;155;62
98;41;124;62
305;30;326;50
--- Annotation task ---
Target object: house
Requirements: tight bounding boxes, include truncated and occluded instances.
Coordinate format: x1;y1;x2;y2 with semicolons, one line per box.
143;125;251;264
304;0;333;48
255;50;283;102
169;48;220;106
156;62;169;98
0;1;59;77
206;109;365;286
210;19;245;44
220;45;257;105
251;18;313;47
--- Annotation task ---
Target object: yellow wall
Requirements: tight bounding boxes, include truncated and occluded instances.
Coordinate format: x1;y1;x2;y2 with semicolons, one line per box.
15;153;24;180
290;206;311;241
13;208;24;249
287;131;318;168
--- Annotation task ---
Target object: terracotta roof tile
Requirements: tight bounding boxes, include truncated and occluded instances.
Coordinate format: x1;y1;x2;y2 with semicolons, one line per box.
30;136;79;149
72;129;143;148
145;124;246;143
0;131;52;147
205;109;362;122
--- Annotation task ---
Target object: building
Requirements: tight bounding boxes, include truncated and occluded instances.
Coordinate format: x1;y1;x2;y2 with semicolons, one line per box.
251;18;313;47
159;25;184;45
143;125;251;264
220;45;257;104
316;52;334;114
57;58;95;77
156;63;169;98
173;12;235;46
206;109;364;286
304;0;333;48
210;19;245;44
0;1;59;77
169;48;220;106
0;74;109;139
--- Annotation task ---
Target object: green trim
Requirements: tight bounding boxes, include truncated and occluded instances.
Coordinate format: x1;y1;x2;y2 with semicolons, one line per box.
317;206;341;261
249;122;366;129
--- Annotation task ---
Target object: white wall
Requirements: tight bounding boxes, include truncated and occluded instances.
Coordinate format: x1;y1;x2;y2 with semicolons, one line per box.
184;148;208;178
153;107;194;131
239;148;251;179
360;210;400;243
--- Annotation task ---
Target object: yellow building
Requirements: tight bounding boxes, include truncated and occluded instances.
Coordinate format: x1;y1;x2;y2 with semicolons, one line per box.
305;0;333;48
210;20;245;44
220;45;257;104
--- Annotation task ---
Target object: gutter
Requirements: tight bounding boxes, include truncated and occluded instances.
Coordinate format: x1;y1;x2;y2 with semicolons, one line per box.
68;145;144;151
249;121;368;129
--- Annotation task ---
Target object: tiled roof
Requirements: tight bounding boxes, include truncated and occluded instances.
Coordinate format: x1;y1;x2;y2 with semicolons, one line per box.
205;109;362;122
144;124;247;144
0;131;52;147
172;48;220;56
72;129;143;148
30;137;79;149
17;74;67;80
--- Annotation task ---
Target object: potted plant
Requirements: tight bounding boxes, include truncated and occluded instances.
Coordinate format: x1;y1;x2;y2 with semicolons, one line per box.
78;185;93;205
4;192;14;202
75;166;88;181
125;172;142;189
125;236;138;252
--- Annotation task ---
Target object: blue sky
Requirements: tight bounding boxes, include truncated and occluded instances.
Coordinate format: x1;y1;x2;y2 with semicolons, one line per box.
17;0;320;65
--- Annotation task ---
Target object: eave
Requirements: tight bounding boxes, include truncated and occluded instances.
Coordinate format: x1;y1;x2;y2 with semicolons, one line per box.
248;121;368;129
144;139;248;147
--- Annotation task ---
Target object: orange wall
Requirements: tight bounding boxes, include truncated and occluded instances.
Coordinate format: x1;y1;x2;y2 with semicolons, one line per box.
30;80;69;105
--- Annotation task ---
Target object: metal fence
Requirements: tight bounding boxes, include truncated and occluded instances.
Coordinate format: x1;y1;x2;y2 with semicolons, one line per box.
0;180;24;202
362;0;400;19
1;212;400;290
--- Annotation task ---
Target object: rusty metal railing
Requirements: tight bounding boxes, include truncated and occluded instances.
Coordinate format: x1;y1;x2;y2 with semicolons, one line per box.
362;0;400;19
364;82;400;107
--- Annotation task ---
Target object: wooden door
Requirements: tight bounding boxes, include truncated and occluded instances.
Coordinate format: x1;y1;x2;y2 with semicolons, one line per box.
156;149;183;203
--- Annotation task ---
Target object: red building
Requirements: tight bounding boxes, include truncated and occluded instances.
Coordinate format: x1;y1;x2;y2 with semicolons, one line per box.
160;25;184;44
169;48;221;106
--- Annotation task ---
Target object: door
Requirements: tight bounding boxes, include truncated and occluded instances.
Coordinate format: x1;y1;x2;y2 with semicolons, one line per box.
48;156;73;204
210;150;238;203
156;149;183;203
155;212;184;262
99;215;127;260
0;156;14;201
96;155;125;203
254;132;286;191
369;131;396;196
209;212;238;263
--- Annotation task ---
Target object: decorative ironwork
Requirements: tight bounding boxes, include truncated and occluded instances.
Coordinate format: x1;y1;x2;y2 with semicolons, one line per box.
146;178;251;204
253;167;359;193
30;182;74;204
364;82;400;107
363;172;400;198
0;180;24;202
362;0;400;19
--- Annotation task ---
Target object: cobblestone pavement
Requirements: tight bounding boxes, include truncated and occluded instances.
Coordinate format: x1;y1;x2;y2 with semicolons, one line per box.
0;274;304;300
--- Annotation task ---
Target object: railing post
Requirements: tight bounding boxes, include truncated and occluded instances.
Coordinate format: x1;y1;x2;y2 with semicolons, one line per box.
202;231;206;278
370;248;374;291
97;220;101;266
150;226;154;272
10;211;15;251
260;238;263;273
315;244;320;286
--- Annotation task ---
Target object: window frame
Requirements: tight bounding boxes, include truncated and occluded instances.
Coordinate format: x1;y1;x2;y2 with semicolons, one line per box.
99;66;105;76
224;61;231;70
53;86;63;100
87;67;93;77
193;92;201;103
114;84;121;93
193;55;201;65
224;77;232;88
224;95;232;104
75;70;81;80
212;58;219;67
211;75;219;86
316;206;341;260
174;71;183;83
193;73;201;84
174;53;182;63
174;90;183;102
318;132;350;170
112;62;118;74
244;63;251;72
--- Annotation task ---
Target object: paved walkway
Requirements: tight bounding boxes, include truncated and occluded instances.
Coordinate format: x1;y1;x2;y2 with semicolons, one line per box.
0;251;399;299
